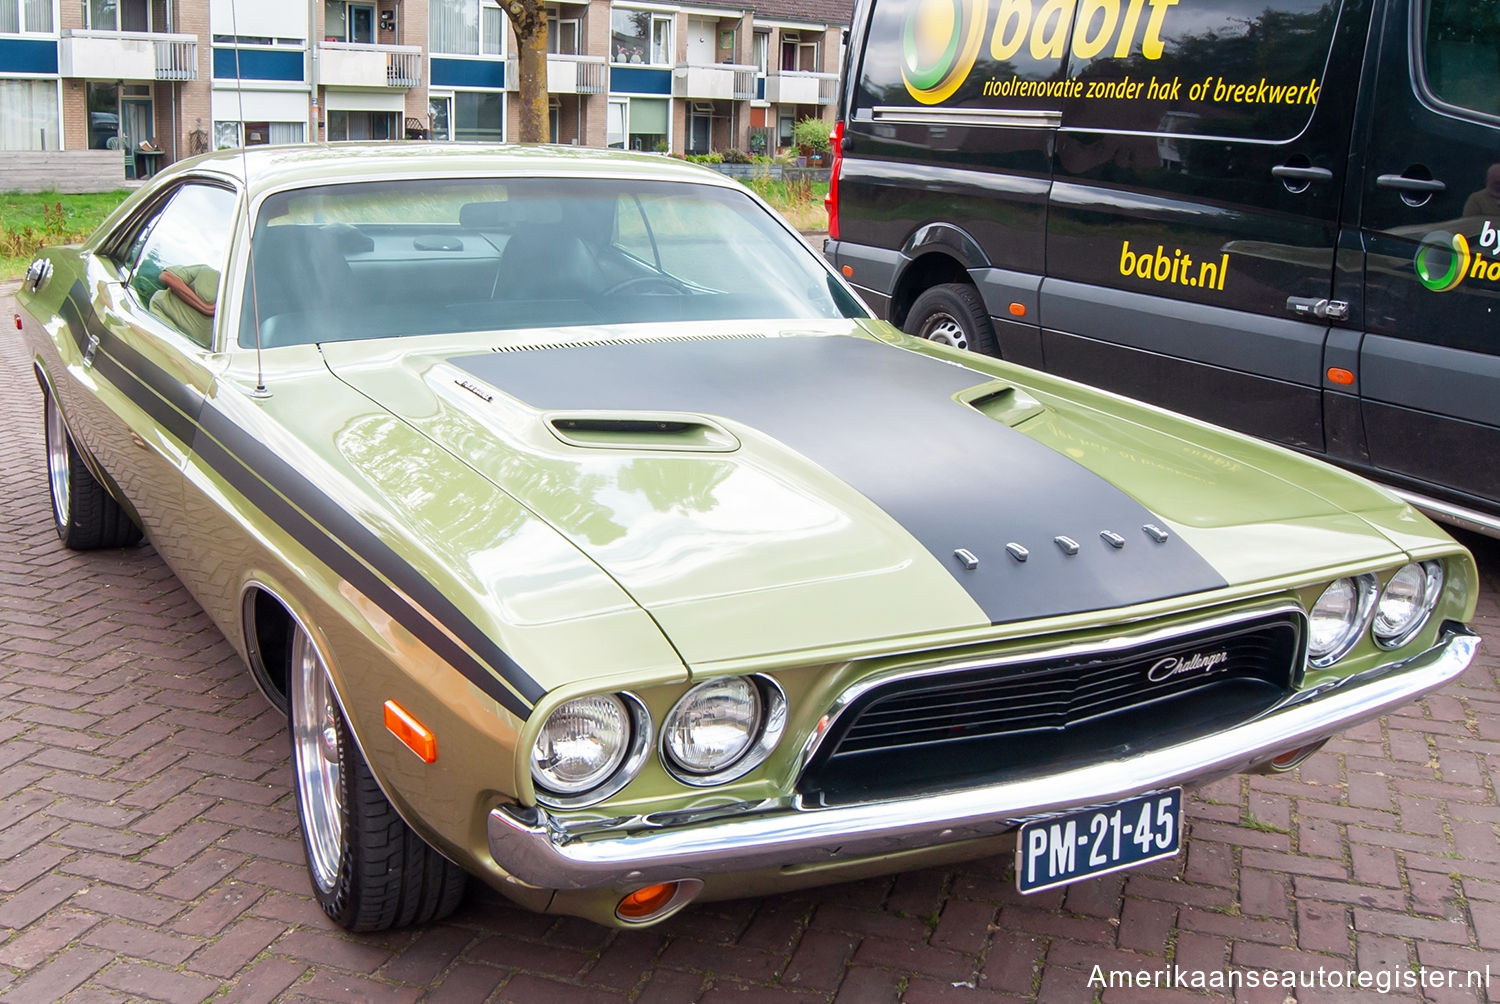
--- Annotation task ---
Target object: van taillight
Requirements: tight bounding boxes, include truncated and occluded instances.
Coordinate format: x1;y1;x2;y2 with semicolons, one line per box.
825;120;844;240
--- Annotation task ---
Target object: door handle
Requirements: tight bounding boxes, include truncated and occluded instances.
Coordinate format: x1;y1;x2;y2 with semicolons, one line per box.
1271;165;1333;183
1375;174;1446;193
1286;296;1348;321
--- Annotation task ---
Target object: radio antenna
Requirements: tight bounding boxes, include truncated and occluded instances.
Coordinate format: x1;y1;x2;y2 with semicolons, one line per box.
230;0;270;398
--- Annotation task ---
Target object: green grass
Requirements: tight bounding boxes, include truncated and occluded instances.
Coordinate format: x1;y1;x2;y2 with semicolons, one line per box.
1;190;131;280
743;176;831;233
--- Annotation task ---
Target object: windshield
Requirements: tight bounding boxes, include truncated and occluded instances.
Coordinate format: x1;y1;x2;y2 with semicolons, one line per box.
239;176;865;348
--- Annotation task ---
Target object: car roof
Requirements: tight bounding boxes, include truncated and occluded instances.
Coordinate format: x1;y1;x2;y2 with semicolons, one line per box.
166;142;744;198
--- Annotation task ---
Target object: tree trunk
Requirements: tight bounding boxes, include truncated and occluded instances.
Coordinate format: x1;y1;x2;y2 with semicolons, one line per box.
507;2;550;144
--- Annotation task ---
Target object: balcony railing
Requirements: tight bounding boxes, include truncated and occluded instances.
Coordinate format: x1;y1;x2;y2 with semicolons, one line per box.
58;30;199;81
672;62;757;101
318;41;422;89
763;70;839;106
506;54;607;95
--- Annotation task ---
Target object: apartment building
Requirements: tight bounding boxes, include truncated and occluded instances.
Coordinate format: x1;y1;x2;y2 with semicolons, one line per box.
0;0;848;182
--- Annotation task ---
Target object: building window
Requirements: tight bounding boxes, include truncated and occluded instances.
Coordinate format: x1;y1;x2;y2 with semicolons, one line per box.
611;8;672;65
325;2;376;43
87;82;120;150
429;95;452;140
753;30;769;74
214;121;307;148
607;95;666;150
85;0;150;31
780;31;818;71
454;91;503;141
328;110;400;140
432;0;505;56
0;0;53;32
777;113;793;147
0;78;59;150
548;8;581;55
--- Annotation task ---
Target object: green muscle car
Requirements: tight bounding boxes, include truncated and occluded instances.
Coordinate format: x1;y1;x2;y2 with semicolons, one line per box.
16;144;1479;931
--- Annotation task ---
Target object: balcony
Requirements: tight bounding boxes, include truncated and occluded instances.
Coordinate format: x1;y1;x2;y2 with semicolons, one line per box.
672;62;757;101
318;41;422;89
763;70;839;106
58;30;199;81
506;54;606;95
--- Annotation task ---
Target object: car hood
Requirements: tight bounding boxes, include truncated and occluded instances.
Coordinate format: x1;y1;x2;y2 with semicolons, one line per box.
321;322;1416;667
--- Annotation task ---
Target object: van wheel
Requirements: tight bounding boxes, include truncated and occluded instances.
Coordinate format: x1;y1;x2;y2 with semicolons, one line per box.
289;625;467;931
44;391;141;550
905;284;999;356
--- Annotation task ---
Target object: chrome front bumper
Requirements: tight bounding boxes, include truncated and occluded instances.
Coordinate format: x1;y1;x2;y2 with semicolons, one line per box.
488;628;1478;891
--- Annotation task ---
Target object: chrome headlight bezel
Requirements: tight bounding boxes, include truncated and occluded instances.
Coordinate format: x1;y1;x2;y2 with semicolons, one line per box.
660;675;787;786
1372;560;1444;650
1307;574;1377;668
531;692;652;809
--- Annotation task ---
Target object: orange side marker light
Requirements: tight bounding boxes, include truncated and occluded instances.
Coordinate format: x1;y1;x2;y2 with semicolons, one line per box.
841;265;854;278
617;882;680;921
384;700;437;763
1326;367;1355;386
1009;302;1026;317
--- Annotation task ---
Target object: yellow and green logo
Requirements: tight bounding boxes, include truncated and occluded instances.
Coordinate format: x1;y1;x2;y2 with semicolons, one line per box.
902;0;989;104
1414;230;1471;292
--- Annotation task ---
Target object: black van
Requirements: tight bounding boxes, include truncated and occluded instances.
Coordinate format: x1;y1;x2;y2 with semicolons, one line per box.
825;0;1500;535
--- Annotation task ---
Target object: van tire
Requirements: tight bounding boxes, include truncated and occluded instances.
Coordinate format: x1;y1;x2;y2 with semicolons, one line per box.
904;284;998;356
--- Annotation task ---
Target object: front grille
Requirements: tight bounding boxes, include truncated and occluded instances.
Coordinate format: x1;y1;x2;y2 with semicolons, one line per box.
798;608;1304;805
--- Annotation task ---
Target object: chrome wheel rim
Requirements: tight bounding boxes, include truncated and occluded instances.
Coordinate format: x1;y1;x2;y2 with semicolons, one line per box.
291;629;343;893
45;398;70;529
918;311;969;350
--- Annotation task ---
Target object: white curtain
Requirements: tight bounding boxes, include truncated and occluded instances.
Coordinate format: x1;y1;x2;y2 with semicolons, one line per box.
431;0;479;55
268;122;304;144
0;2;19;32
24;0;51;30
0;80;59;150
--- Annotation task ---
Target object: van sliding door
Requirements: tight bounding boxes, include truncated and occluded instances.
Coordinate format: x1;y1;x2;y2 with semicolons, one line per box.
1041;0;1367;450
1352;0;1500;524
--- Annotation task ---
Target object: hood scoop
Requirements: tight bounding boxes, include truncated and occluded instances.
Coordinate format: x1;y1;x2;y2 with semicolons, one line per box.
959;383;1046;427
546;412;740;452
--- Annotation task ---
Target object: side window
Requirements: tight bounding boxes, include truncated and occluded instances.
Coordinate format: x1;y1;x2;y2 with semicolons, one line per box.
1059;0;1340;141
1421;0;1500;118
123;184;237;347
612;195;655;264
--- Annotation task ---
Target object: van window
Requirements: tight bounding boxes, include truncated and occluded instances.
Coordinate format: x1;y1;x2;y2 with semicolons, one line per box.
1421;0;1500;118
1059;0;1340;140
855;0;1067;112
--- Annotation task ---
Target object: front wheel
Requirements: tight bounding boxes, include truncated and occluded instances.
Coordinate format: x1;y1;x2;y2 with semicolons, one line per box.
289;625;467;931
44;391;141;550
903;283;999;356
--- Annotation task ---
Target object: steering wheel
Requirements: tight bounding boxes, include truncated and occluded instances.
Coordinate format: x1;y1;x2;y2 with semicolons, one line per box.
601;275;690;296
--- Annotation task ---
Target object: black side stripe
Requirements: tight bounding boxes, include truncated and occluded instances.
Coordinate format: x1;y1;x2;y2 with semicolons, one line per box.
60;284;542;718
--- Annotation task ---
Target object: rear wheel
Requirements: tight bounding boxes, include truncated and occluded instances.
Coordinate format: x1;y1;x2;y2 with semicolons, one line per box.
44;391;141;550
904;283;999;356
289;625;467;931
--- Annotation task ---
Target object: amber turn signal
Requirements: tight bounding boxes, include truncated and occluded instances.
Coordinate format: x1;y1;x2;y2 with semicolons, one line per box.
617;882;680;921
1326;367;1355;386
1009;302;1026;317
384;700;437;763
841;264;854;277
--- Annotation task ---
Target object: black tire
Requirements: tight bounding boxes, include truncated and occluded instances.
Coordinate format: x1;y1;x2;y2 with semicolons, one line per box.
903;283;1000;356
44;391;142;550
289;626;467;931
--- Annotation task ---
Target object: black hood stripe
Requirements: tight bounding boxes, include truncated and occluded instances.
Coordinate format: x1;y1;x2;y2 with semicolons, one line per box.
58;284;540;718
456;337;1229;625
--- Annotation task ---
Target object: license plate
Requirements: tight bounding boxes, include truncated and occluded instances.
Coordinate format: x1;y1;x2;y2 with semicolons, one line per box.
1015;788;1182;893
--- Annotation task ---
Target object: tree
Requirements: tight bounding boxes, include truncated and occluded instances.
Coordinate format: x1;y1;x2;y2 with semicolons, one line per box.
504;0;549;143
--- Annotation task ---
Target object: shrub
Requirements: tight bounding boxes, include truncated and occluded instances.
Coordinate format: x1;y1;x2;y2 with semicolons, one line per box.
792;116;832;155
721;148;751;164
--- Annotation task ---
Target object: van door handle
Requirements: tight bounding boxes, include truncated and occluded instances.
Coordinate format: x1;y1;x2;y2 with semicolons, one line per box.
1271;165;1333;183
1286;296;1348;321
1375;174;1446;193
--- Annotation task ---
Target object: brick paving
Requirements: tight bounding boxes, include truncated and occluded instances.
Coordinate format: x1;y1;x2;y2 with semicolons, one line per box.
2;281;1498;1002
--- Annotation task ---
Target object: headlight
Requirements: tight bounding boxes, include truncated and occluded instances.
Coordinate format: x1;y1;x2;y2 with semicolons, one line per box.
1308;575;1373;667
1373;561;1443;648
661;676;787;784
531;694;631;797
664;677;760;774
